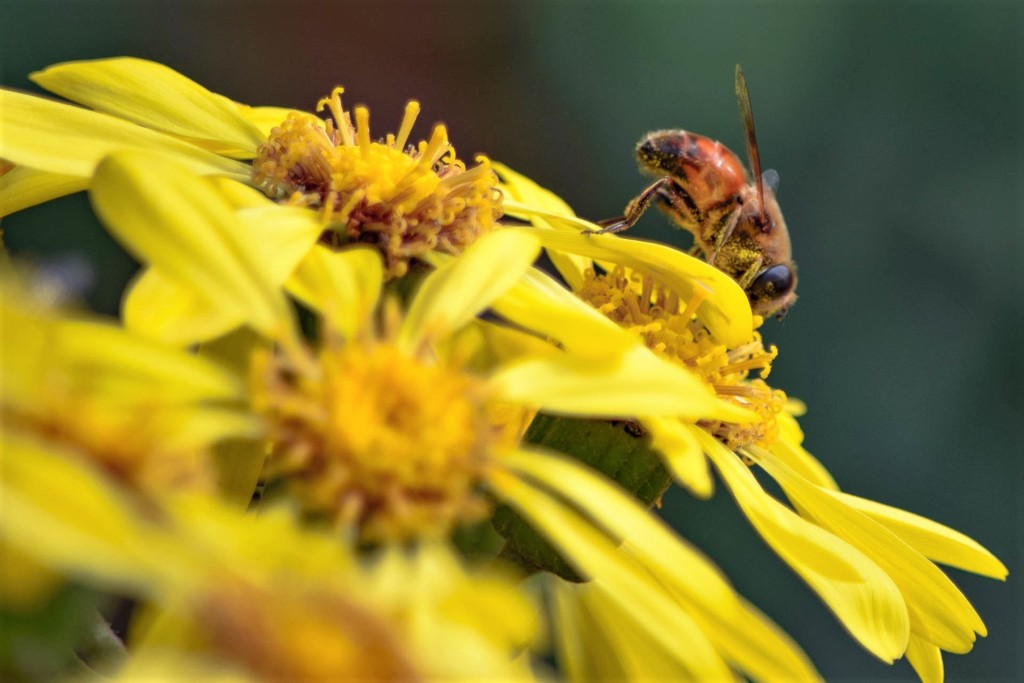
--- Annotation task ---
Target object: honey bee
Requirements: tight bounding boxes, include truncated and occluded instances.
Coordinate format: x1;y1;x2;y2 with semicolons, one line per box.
600;65;797;317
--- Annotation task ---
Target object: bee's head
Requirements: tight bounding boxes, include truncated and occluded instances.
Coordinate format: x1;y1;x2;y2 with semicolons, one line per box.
635;130;690;177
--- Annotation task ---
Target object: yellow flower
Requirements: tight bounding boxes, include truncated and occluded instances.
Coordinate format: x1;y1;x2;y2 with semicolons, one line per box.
499;163;1008;682
0;272;258;501
0;269;259;630
82;149;821;680
2;57;501;303
0;437;538;681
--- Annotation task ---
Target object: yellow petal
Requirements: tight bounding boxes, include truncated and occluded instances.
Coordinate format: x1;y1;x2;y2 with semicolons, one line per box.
551;582;627;682
53;317;245;403
773;424;839;490
31;57;265;157
195;328;267;522
427;248;634;359
491;343;755;421
0;89;248;179
643;415;714;498
159;406;262;451
287;246;384;340
124;201;321;345
489;463;734;680
120;200;319;344
168;496;352;581
208;175;276;209
424;544;539;649
493;161;591;290
832;491;1007;579
90;151;291;339
0;164;88;217
750;445;985;654
503;199;602;232
490;265;636;359
0;294;55;409
443;319;559;376
695;429;911;662
566;581;727;682
500;448;736;603
0;432;179;595
399;229;541;350
522;226;754;348
502;447;821;682
210;438;267;509
238;203;323;280
111;650;254;683
906;634;944;683
387;546;540;679
124;267;242;345
0;541;61;611
104;176;278;371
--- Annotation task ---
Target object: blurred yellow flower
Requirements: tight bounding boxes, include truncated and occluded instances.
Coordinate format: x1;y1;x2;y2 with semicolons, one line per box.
0;273;258;501
0;271;260;637
0;437;538;682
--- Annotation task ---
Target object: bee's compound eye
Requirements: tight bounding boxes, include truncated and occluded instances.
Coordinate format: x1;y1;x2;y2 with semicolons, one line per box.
748;264;794;299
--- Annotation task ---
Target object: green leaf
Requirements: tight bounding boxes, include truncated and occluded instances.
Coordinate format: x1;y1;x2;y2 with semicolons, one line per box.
492;414;670;581
0;584;102;682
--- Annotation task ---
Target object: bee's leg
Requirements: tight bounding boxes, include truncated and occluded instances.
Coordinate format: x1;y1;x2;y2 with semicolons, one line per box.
596;176;679;234
595;216;630;232
736;256;764;289
707;208;741;266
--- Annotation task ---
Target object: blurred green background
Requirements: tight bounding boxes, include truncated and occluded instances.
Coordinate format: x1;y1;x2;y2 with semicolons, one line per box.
2;1;1020;679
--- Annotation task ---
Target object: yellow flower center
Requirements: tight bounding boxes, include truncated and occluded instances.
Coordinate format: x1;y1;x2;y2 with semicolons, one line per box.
250;332;495;542
251;87;503;278
3;397;212;497
579;266;786;449
198;583;420;682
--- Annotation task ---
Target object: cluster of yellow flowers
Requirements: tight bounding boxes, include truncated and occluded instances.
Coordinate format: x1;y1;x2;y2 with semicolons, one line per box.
0;58;1006;682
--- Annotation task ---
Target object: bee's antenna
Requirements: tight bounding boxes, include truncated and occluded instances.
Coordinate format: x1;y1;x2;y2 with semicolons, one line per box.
735;65;767;224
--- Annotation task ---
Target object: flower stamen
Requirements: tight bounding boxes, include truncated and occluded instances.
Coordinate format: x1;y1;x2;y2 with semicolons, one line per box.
318;86;353;146
252;90;502;278
578;265;786;450
355;106;372;151
679;284;709;322
393;100;420;151
416;125;449;171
